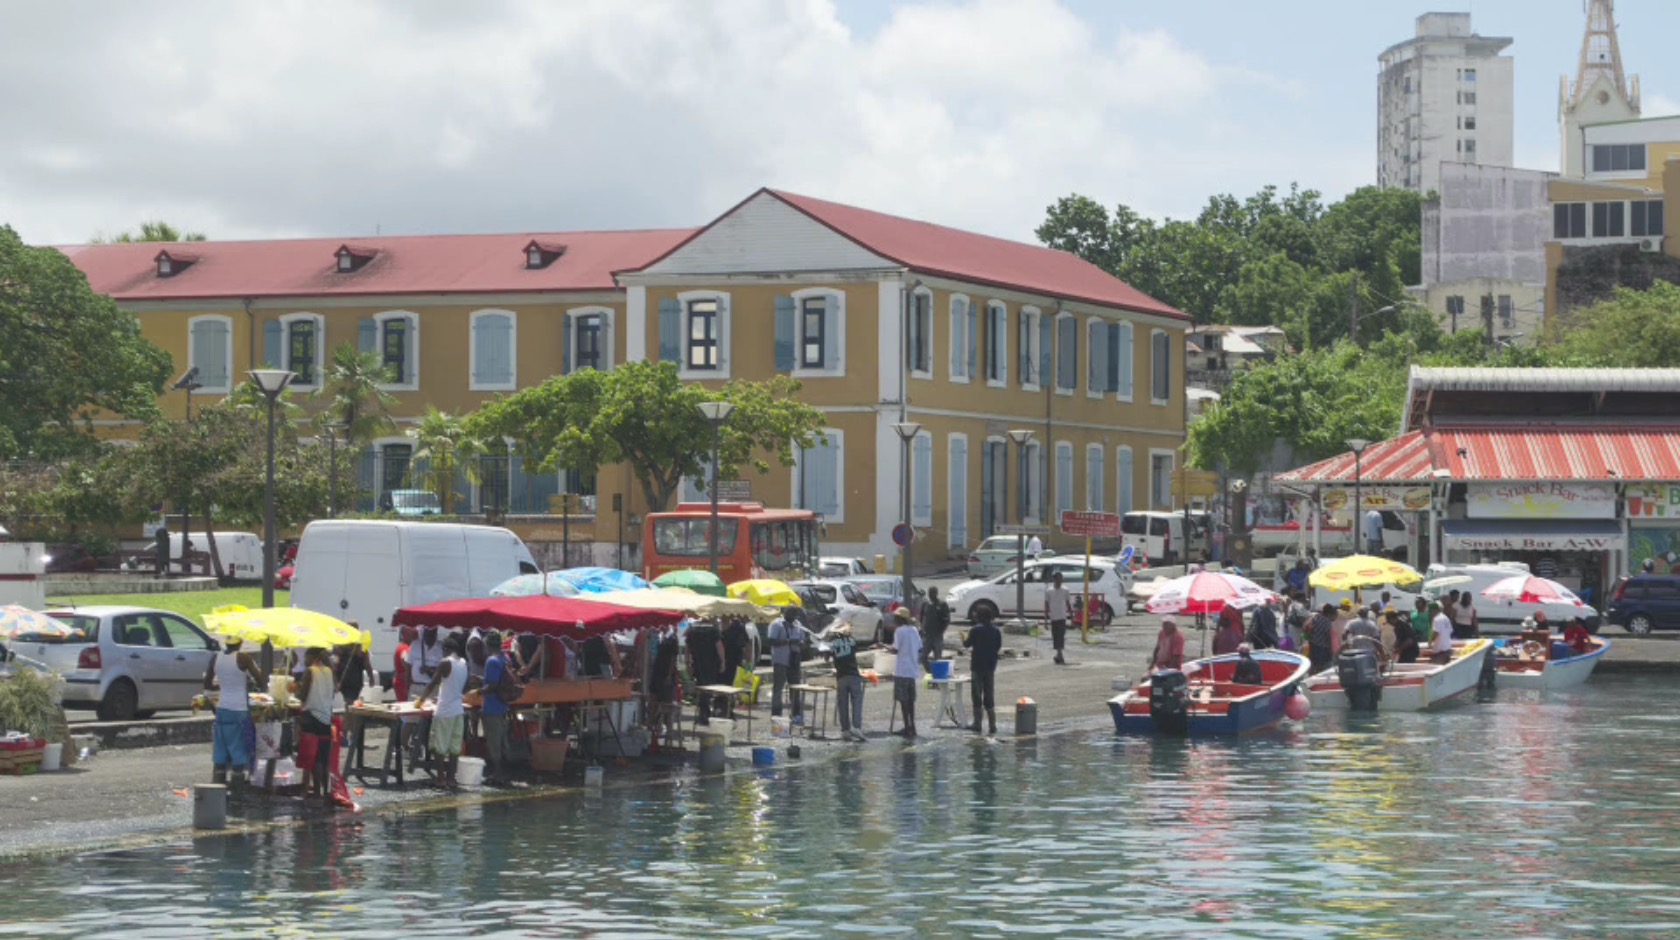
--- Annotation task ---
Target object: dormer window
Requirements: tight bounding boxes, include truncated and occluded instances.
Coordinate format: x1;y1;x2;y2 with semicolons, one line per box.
334;244;378;273
154;250;197;278
523;240;565;269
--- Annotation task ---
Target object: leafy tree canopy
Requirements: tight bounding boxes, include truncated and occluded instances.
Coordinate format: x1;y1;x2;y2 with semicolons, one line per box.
93;221;207;243
0;225;173;459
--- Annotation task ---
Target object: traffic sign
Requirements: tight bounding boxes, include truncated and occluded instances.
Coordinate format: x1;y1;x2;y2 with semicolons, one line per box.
891;523;915;547
995;524;1051;536
1060;511;1121;538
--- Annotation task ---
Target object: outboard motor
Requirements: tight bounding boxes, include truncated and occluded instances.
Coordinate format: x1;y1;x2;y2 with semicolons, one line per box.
1148;670;1190;735
1336;647;1384;711
1477;644;1499;701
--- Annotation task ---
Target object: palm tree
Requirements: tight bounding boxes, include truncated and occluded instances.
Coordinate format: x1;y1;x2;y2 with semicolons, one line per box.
318;343;396;449
95;221;208;243
408;406;483;515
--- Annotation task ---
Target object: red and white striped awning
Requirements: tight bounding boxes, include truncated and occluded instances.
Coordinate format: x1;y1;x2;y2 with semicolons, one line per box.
1276;423;1680;485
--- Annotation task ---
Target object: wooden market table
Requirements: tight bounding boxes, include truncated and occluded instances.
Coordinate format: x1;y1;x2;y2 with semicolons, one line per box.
344;702;431;787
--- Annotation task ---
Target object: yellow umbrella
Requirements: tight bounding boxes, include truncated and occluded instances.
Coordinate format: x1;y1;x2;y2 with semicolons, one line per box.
203;605;363;650
727;578;803;609
1308;555;1423;590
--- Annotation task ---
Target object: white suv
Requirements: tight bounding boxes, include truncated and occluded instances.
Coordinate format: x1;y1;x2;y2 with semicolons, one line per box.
947;557;1134;625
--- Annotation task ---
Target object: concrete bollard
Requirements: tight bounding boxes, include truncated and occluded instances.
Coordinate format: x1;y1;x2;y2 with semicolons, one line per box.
1015;697;1038;736
193;783;228;830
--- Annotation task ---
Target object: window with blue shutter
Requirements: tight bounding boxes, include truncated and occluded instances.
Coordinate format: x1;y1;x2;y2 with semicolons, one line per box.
774;296;796;372
800;296;826;369
1116;322;1134;398
472;312;514;387
287;319;318;385
1087;320;1107;394
189;318;230;390
1056;443;1074;515
912;433;933;526
262;320;283;369
573;314;604;372
1056;317;1077;390
686;299;721;370
357;446;378;512
658;298;681;364
1039;315;1052;390
1086;446;1104;511
1106;321;1122;394
966;303;978;380
1117;447;1134;514
358;318;378;356
381;317;410;385
682;456;715;503
984;302;1006;383
798;433;841;520
909;291;931;375
1036;443;1047;523
948;437;968;548
949;298;968;379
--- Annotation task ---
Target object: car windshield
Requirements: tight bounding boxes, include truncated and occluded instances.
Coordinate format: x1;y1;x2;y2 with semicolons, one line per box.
980;537;1019;551
798;585;837;605
817;562;849;578
851;580;897;602
35;613;98;643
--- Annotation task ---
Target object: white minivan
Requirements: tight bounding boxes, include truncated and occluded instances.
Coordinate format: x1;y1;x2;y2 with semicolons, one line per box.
1120;511;1209;565
167;531;265;580
289;521;538;676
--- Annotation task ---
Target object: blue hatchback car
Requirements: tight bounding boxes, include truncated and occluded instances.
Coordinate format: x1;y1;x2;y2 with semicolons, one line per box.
1605;575;1680;634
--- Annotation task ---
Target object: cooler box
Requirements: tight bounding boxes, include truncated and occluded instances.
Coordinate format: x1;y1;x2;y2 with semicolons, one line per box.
530;737;569;773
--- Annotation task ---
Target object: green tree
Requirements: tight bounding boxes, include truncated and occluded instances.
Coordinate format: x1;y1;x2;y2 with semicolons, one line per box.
1557;281;1680;366
408;406;483;514
0;225;173;460
94;221;208;243
318;343;396;448
466;361;826;512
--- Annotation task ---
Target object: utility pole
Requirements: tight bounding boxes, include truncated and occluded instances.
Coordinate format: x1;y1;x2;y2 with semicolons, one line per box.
1481;294;1496;354
1349;272;1360;344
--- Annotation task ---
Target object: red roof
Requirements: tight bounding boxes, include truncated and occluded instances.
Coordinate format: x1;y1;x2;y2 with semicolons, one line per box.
1277;423;1680;484
60;229;696;302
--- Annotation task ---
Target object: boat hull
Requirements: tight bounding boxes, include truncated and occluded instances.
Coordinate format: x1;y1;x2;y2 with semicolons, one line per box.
1495;637;1610;691
1108;650;1310;736
1305;639;1492;711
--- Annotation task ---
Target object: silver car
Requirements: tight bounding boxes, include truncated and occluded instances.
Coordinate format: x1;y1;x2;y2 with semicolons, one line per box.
10;606;221;721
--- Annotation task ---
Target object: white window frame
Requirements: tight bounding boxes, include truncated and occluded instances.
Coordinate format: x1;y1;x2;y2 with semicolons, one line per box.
1085;443;1105;512
948;433;969;549
1149;448;1176;509
791;428;844;524
1115;320;1134;403
1054;311;1077;396
911;430;933;527
278;312;326;391
1116;445;1134;515
468;308;518;391
677;289;731;380
948;293;971;384
984;300;1008;388
910;286;935;380
1020;305;1042;392
1149;328;1170;406
374;310;421;392
186;314;234;394
1055;441;1074;516
565;305;616;374
790;287;846;378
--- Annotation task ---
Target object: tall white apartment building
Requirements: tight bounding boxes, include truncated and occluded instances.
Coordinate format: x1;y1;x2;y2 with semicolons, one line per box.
1378;12;1515;194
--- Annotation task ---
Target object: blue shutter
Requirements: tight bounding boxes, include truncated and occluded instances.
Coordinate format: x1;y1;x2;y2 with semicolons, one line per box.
774;295;796;371
658;299;681;363
1057;447;1073;515
950;300;965;378
1040;315;1053;390
912;434;933;525
949;438;968;548
1117;324;1134;397
358;318;377;355
822;298;839;372
1107;321;1122;393
562;316;573;375
1089;321;1107;394
473;317;493;384
1018;313;1032;385
808;436;840;519
262;320;282;369
495;316;513;384
966;305;978;380
1118;448;1134;514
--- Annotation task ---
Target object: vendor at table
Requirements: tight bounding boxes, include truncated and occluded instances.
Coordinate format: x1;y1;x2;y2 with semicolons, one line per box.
203;636;263;786
511;631;546;681
296;647;337;804
580;633;620;678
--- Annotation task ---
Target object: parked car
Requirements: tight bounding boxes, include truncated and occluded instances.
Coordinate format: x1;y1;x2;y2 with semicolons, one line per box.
9;606;220;721
788;578;885;644
965;535;1052;578
947;557;1134;625
817;556;874;578
380;489;443;517
842;574;925;622
1605;574;1680;634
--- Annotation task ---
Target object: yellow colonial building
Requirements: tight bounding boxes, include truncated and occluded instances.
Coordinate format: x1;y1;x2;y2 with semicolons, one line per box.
65;188;1190;566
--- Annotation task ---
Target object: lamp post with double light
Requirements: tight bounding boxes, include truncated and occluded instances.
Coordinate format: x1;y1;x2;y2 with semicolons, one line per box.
1346;438;1371;555
892;421;922;608
697;401;735;577
1006;428;1035;624
249;369;295;610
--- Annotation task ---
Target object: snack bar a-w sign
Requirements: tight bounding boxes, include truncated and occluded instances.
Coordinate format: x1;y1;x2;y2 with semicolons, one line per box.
1060;511;1121;538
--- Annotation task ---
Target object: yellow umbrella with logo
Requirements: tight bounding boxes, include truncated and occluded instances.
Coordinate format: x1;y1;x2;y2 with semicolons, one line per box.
203;605;363;649
726;579;803;610
1307;555;1423;590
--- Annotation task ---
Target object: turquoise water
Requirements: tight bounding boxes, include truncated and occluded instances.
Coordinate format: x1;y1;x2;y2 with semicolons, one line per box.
5;678;1680;938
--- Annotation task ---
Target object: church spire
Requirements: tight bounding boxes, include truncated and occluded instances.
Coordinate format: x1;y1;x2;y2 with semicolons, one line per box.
1568;0;1639;112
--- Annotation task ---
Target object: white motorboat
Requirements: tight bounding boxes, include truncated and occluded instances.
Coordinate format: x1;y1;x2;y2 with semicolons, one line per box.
1304;638;1492;711
1491;635;1611;691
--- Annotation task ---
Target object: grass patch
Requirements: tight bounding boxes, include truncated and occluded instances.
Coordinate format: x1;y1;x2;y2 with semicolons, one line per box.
45;588;290;628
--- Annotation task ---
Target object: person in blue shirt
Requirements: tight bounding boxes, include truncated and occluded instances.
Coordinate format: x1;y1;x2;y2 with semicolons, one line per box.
768;607;806;724
479;631;513;786
1286;559;1311;599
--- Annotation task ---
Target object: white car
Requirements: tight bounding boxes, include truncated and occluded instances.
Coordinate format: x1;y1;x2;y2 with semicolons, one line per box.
947;557;1134;625
817;556;874;578
789;579;887;644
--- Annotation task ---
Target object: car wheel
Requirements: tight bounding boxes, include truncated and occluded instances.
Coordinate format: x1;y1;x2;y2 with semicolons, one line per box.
1627;614;1654;635
1096;603;1115;627
97;679;139;722
968;600;999;624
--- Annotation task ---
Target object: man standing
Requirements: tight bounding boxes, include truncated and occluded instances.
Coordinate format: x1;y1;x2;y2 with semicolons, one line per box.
1286;559;1311;600
720;616;751;687
1305;604;1337;674
829;623;866;742
203;636;263;785
886;608;922;737
1045;573;1071;665
153;526;170;580
963;607;1003;735
1411;597;1432;645
1429;602;1456;664
1148;617;1186;671
1247;596;1280;649
479;631;513;786
920;587;951;668
1026;533;1044;558
407;625;444;770
418;635;470;790
768;606;805;724
1343;606;1383;658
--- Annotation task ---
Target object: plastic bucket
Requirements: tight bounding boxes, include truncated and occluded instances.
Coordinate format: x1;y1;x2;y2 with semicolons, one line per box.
770;716;791;738
705;718;734;741
456;756;485;788
40;742;62;772
930;660;953;681
584;765;605;788
752;746;775;767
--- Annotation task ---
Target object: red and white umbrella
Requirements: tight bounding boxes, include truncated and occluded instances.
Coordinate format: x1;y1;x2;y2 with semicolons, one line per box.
1479;575;1586;607
1145;571;1278;616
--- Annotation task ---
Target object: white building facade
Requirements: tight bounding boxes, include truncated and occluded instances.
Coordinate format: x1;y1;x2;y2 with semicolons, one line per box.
1414;163;1553;345
1378;12;1514;195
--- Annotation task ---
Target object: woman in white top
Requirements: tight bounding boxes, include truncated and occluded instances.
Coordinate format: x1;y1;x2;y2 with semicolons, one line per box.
295;648;337;801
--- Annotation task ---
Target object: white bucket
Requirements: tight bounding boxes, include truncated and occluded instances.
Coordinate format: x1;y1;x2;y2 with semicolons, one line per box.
584;764;604;788
40;742;62;772
770;716;792;738
872;649;895;676
457;756;485;788
705;718;734;741
361;683;383;707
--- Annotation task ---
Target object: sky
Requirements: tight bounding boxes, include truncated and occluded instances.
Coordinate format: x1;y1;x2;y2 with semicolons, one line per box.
3;0;1677;247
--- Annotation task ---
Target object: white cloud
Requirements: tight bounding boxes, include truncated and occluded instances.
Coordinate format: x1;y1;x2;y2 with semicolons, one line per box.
0;0;1338;246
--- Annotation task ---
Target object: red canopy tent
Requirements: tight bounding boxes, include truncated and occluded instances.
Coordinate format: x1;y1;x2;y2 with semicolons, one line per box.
391;595;682;639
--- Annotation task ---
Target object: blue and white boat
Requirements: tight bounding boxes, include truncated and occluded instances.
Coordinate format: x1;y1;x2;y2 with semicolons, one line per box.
1492;635;1610;691
1108;649;1311;736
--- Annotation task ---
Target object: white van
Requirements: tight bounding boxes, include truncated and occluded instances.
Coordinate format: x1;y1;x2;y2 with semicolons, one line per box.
1423;562;1602;632
289;521;538;675
1120;511;1209;565
167;531;265;580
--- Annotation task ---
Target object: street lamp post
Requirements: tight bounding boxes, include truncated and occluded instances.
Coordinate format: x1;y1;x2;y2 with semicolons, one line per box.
249;370;295;612
892;421;922;609
322;421;346;519
1006;429;1035;624
697;401;736;577
1346;438;1371;555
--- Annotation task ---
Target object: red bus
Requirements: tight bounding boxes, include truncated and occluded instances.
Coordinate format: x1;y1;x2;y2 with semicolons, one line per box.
642;502;820;584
